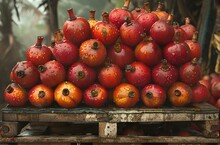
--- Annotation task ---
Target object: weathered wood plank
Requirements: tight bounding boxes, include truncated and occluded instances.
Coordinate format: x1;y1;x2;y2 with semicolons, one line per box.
0;136;219;143
99;122;117;138
201;120;219;137
0;122;26;137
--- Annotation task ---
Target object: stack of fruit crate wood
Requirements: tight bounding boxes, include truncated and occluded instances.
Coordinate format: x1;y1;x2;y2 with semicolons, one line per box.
0;102;219;145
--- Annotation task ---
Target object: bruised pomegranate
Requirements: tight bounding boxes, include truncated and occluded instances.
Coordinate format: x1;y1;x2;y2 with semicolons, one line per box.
53;30;78;66
191;83;210;103
173;22;187;42
163;32;191;66
79;39;107;67
141;84;166;108
38;60;66;88
179;59;202;86
109;0;133;29
88;10;97;28
113;83;139;108
63;8;90;46
150;14;174;46
168;82;192;107
28;84;54;108
136;11;159;34
83;84;108;108
185;31;201;60
152;59;178;88
4;83;28;107
11;61;40;88
54;81;82;108
26;36;52;66
108;43;135;69
151;2;169;21
125;62;151;88
135;39;162;66
211;82;220;99
68;62;96;89
92;12;119;46
98;63;123;88
180;17;196;40
120;16;145;47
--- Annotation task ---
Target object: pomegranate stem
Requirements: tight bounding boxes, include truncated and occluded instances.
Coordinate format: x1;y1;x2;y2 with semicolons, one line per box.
124;16;132;26
102;12;109;23
38;91;45;98
38;65;47;73
6;86;14;93
128;91;135;98
114;43;122;53
156;2;164;11
185;17;191;24
67;8;76;20
146;92;153;98
161;59;169;71
174;31;180;43
54;30;63;44
92;42;99;50
192;31;198;42
123;0;130;9
62;88;70;96
125;65;136;72
35;36;43;48
89;10;96;20
144;2;150;12
167;14;174;25
135;8;141;13
191;58;198;65
16;70;25;78
91;89;98;97
174;90;181;97
78;71;85;79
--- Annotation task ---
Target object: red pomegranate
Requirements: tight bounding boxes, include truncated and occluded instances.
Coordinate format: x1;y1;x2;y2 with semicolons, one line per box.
180;17;196;40
208;94;216;106
38;60;66;88
135;39;162;66
120;16;145;47
53;30;78;66
79;39;107;67
109;0;133;29
67;62;96;89
28;84;54;108
4;83;28;107
132;8;145;20
163;32;191;66
179;59;202;86
98;63;123;88
83;84;108;108
210;73;220;85
211;82;220;99
136;11;159;34
152;59;178;88
191;83;210;103
26;36;52;66
173;22;187;42
11;61;40;88
141;84;166;108
125;61;151;88
185;31;201;60
108;43;135;69
92;12;119;46
151;2;169;21
63;8;90;46
199;79;211;90
150;14;174;46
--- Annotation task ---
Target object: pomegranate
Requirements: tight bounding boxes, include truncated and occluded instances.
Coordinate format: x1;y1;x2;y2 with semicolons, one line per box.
108;43;135;69
54;81;82;108
135;39;162;66
199;79;211;90
132;8;145;20
151;2;169;21
38;60;66;88
141;84;166;108
211;82;220;99
28;84;54;108
191;83;210;103
168;82;192;107
173;22;187;42
215;99;220;110
98;63;123;88
63;8;90;46
152;59;178;88
208;95;217;106
179;59;202;86
113;83;139;108
79;39;107;67
67;62;96;89
202;75;211;81
83;84;108;108
26;36;52;66
53;30;78;66
136;11;159;34
210;73;220;85
11;61;40;88
185;31;201;60
88;10;97;28
4;83;28;107
92;12;119;46
163;32;191;66
150;14;174;46
109;0;133;29
125;61;151;88
180;17;196;40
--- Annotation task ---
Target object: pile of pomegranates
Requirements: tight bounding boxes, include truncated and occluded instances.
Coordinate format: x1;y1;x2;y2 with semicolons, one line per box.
4;0;220;110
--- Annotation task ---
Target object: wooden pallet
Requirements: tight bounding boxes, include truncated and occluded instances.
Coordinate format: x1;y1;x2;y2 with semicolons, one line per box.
0;103;219;144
